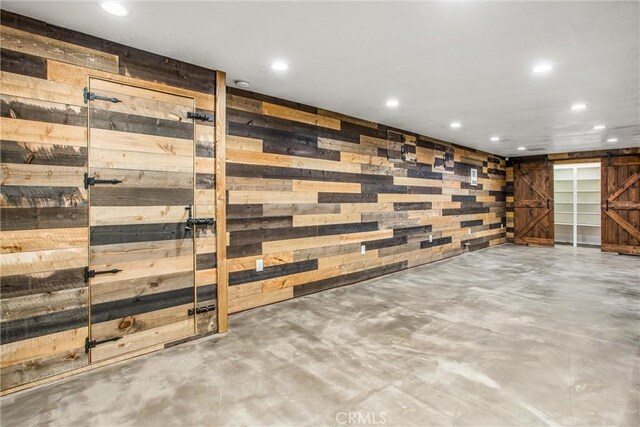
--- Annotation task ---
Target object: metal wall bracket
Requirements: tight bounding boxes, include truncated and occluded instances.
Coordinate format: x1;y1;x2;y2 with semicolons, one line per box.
84;173;123;189
84;266;122;283
188;304;216;316
85;336;123;353
184;205;215;231
187;111;213;122
83;88;121;104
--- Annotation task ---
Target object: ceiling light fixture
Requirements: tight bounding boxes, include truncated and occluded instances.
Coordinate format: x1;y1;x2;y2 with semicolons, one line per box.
570;103;587;111
270;61;289;71
490;136;500;142
593;124;606;130
386;99;399;108
450;122;461;129
99;1;130;17
607;138;618;143
517;147;526;151
234;80;250;89
532;62;553;74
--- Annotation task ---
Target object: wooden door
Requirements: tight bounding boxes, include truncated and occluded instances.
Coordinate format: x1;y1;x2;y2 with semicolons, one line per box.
513;162;554;246
601;156;640;255
87;78;197;362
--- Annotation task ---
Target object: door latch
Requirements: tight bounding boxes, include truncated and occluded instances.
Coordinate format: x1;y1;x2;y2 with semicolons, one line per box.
187;111;213;122
83;88;121;104
84;173;123;189
188;304;216;316
85;336;123;353
184;205;214;231
84;267;122;283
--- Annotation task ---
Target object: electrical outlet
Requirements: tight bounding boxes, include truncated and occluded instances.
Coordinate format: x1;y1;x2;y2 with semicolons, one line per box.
360;245;366;255
501;223;504;229
256;259;264;272
429;235;433;242
468;228;472;235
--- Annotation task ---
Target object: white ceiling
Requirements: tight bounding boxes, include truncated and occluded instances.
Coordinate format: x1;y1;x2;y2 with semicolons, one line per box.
3;1;639;156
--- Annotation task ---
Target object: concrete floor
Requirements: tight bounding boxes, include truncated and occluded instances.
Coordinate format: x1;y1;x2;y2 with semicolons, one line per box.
1;244;639;426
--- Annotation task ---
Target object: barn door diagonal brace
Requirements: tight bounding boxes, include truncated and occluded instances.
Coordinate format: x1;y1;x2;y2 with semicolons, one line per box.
83;88;121;104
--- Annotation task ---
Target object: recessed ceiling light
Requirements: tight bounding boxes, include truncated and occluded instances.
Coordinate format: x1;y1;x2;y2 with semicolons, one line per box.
270;61;289;71
571;103;587;111
517;147;526;151
450;122;461;129
532;62;553;74
607;138;618;143
99;1;129;17
593;124;606;130
386;99;399;108
490;136;500;142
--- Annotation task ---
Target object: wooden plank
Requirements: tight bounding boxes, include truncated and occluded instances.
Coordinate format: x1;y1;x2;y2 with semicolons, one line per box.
1;117;86;147
1;163;84;187
261;102;340;130
90;128;194;156
215;70;228;333
47;60;215;111
1;227;87;254
0;25;118;72
90;320;193;362
0;71;83;105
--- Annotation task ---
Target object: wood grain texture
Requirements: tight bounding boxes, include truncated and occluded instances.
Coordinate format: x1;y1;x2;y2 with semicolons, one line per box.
0;11;219;393
225;87;507;314
215;71;229;333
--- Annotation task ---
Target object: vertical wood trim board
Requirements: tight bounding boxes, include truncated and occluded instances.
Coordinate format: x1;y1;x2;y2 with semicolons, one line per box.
215;71;229;333
0;11;218;394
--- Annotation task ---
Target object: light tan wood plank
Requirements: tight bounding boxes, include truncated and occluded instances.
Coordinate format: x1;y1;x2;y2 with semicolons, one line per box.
1;26;118;72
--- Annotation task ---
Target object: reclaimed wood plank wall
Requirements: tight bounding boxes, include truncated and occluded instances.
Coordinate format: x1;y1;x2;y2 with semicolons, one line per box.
0;10;218;392
506;148;640;244
225;88;507;313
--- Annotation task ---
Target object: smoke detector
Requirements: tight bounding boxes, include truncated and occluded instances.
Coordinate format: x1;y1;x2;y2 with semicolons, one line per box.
234;80;250;89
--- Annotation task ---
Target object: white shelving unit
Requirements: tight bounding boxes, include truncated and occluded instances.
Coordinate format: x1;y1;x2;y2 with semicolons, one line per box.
553;163;601;247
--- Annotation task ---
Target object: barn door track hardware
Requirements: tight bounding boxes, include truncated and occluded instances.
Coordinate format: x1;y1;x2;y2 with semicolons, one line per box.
188;304;216;316
83;88;121;104
187;111;213;122
84;266;122;283
184;205;215;231
85;336;123;353
84;173;123;189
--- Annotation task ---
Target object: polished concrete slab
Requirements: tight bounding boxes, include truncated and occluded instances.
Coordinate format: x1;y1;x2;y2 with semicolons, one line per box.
1;244;639;426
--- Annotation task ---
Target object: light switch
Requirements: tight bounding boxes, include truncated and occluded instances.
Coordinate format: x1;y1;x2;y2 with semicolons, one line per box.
429;235;433;242
361;245;366;255
256;259;264;272
468;228;472;235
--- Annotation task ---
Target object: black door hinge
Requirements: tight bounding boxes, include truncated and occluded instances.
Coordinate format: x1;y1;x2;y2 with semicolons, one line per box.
83;88;122;104
85;336;123;353
187;111;213;122
188;304;216;316
84;266;122;283
84;173;123;189
184;205;215;231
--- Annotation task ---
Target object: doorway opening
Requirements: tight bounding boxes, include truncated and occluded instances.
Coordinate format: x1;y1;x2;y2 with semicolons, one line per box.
553;162;601;247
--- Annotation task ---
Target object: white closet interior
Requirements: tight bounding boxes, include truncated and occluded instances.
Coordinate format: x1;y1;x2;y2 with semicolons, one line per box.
554;162;601;247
